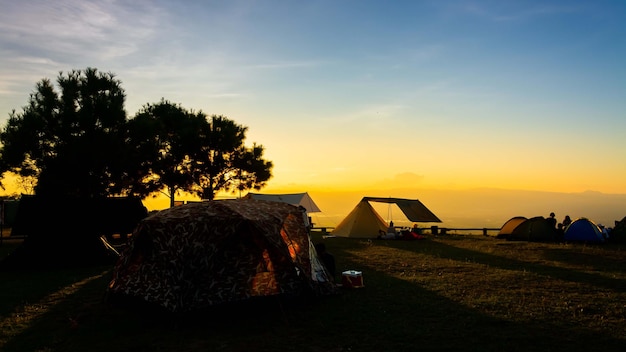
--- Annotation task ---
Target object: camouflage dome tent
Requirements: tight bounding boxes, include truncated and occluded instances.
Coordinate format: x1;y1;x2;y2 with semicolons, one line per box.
108;199;336;313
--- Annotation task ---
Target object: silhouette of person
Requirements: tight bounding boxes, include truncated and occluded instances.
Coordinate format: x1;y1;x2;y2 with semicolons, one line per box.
386;221;396;239
562;215;572;229
409;223;425;240
546;212;557;229
556;223;565;241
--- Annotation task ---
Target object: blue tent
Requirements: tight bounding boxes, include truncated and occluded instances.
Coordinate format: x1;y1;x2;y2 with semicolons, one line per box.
563;218;605;243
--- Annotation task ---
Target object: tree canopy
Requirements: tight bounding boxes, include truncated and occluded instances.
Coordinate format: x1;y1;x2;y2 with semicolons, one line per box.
190;115;273;201
126;100;208;206
0;68;129;197
127;102;273;204
0;68;273;204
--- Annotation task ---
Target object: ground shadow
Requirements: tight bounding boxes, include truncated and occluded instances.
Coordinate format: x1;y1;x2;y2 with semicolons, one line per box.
330;241;626;352
542;245;626;272
0;265;112;316
381;237;626;292
2;238;626;352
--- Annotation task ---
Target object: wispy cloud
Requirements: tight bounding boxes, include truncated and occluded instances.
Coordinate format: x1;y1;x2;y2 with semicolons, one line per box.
408;44;446;63
458;1;582;22
326;102;409;128
0;0;164;61
0;0;181;114
0;56;61;96
243;60;324;70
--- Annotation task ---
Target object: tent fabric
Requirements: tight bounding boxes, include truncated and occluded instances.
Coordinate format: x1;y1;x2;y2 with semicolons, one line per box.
331;200;389;239
563;218;605;243
496;216;528;238
504;216;558;242
244;192;321;213
108;199;336;313
362;197;442;223
1;195;147;269
332;197;440;239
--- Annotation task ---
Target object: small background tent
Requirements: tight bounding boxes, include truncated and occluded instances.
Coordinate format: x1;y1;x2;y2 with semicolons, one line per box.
503;216;558;242
496;216;527;239
244;192;321;213
1;195;147;269
563;218;605;243
108;199;336;313
332;197;441;239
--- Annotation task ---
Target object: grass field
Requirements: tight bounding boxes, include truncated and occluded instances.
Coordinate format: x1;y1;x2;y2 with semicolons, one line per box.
1;232;625;352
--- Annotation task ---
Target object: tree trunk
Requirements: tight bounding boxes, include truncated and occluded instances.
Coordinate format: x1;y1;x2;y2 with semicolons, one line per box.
203;182;215;200
169;185;175;208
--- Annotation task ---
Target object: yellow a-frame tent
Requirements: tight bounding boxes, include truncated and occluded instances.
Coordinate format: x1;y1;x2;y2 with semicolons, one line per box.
332;197;441;238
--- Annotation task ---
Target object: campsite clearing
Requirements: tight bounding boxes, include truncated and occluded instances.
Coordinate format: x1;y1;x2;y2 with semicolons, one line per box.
1;233;626;351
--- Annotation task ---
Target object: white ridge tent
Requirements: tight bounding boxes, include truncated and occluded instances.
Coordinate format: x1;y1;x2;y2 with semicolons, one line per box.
244;192;321;213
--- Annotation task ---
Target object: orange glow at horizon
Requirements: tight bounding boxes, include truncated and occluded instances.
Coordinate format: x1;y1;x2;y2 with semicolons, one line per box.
3;168;626;231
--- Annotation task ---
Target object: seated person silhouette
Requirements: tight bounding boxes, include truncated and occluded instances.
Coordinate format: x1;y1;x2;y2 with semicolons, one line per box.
377;221;396;239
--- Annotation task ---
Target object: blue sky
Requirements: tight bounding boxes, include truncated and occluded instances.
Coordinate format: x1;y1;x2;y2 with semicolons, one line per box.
1;0;625;203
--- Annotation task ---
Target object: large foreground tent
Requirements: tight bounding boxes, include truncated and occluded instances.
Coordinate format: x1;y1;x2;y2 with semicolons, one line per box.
1;195;147;269
332;197;441;239
563;218;605;243
108;199;337;313
243;192;321;213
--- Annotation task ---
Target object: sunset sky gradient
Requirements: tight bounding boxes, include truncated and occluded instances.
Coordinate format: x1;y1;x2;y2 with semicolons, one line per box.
1;0;625;227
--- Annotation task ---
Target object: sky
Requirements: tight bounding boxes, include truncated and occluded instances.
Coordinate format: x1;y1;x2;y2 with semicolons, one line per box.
1;0;625;227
